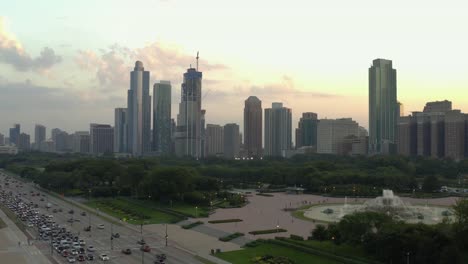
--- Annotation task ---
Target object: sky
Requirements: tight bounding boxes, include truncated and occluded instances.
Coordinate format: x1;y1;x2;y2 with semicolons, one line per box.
1;0;468;139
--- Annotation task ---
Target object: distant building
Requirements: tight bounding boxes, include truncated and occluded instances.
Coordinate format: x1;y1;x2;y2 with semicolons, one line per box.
200;109;206;158
205;124;224;157
423;100;452;113
0;145;18;155
18;133;30;151
317;118;359;155
397;116;417;156
224;123;240;159
90;124;114;155
175;67;203;158
295;112;318;150
264;102;292;157
54;130;72;152
39;140;55;153
153;81;172;155
0;133;4;145
114;108;127;153
127;61;151;156
244;96;262;158
9;124;20;146
369;59;397;155
73;131;90;153
34;124;46;150
445;110;465;160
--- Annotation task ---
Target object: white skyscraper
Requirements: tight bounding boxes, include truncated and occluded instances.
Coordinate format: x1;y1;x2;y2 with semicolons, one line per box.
127;61;151;156
264;102;292;157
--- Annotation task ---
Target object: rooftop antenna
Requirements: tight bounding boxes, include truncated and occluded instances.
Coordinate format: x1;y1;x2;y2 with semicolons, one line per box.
196;51;199;71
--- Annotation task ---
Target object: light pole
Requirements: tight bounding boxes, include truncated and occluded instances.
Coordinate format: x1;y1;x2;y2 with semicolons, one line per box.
110;222;114;250
165;224;168;247
195;206;198;218
406;252;410;264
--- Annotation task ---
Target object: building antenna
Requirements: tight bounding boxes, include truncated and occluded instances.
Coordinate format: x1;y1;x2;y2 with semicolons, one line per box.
196;51;199;71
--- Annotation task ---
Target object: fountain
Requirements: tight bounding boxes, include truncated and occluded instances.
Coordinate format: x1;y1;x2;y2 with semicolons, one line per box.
303;189;455;224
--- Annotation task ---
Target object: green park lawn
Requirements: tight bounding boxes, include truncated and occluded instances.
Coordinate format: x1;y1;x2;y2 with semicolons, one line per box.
85;198;181;224
216;243;341;264
121;198;210;217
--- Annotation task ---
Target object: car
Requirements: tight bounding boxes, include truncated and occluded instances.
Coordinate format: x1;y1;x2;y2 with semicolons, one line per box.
40;198;44;201
97;224;104;229
87;246;95;252
79;247;85;254
80;211;86;216
86;254;94;261
67;218;74;223
67;256;76;263
140;245;151;252
71;249;78;255
112;233;120;238
121;248;131;255
137;239;146;245
84;226;91;232
77;255;85;262
68;209;74;214
62;250;69;257
99;254;110;261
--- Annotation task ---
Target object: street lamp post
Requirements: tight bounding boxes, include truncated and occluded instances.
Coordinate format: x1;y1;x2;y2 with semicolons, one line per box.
165;224;168;247
195;206;198;218
406;252;410;264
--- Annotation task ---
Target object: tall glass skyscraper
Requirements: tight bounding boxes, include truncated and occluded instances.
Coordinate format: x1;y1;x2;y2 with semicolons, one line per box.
153;81;172;154
264;102;292;157
175;68;203;158
369;59;397;154
127;61;151;156
244;96;262;158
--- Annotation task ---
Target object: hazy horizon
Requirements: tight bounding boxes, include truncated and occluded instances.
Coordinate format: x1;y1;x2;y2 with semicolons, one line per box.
1;0;468;138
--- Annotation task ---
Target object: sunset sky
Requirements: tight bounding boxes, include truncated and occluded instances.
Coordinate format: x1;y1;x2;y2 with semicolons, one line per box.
1;0;467;138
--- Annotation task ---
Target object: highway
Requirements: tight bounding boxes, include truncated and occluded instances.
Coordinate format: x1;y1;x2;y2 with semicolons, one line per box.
0;170;203;264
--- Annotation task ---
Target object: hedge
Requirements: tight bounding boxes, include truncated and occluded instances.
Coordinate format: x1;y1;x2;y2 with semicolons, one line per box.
208;219;243;224
182;221;204;229
249;228;287;235
219;232;244;242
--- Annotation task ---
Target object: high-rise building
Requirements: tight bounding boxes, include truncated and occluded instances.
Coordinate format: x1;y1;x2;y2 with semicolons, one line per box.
73;131;90;153
369;59;397;154
175;67;203;158
34;124;46;149
413;112;431;157
223;123;240;159
153;81;172;155
465;114;468;158
200;109;206;158
90;124;114;155
445;110;465;160
54;130;72;152
9;124;20;146
205;124;224;157
397;116;417;156
295;112;318;149
243;96;262;158
114;108;127;153
264;102;292;157
18;133;30;151
0;133;4;145
317;118;359;155
127;61;151;156
51;128;62;143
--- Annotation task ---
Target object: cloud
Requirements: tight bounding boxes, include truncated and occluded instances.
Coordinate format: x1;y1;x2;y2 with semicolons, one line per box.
0;17;62;72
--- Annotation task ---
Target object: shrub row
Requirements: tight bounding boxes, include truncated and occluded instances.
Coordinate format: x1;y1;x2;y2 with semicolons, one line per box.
208;219;243;224
219;232;244;242
249;228;287;235
182;221;204;229
256;193;274;197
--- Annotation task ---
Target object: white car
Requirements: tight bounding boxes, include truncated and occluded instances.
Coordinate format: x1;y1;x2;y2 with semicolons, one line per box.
67;256;76;263
99;254;110;261
97;224;105;229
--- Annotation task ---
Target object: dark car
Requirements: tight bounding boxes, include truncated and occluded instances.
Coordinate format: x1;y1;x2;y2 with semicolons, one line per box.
121;248;131;255
140;245;151;252
68;210;74;214
112;233;120;238
80;212;86;216
86;254;94;260
77;255;85;262
137;239;145;245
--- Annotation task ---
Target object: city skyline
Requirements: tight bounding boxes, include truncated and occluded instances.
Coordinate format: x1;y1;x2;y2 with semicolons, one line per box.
1;1;468;137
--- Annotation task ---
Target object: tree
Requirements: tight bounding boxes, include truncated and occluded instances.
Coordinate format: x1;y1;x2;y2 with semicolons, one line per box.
422;175;440;192
453;199;468;225
311;224;327;241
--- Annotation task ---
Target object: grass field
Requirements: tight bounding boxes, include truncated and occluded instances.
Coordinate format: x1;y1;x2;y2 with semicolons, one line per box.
216;243;341;264
120;198;210;218
286;239;371;261
85;198;182;224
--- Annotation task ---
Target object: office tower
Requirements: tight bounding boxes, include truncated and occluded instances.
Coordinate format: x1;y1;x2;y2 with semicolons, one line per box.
9;124;20;146
224;123;240;159
244;96;262;158
175;67;203;158
90;124;114;155
369;59;397;154
0;133;4;145
295;112;318;149
73;131;90;153
397;101;404;117
114;108;127;153
397;116;417;156
317;118;359;155
444;110;465;160
18;133;30;150
127;61;151;156
153;81;172;155
205;124;224;157
34;124;46;149
413;112;431;156
264;102;292;157
423;100;452;113
54;130;71;152
200;109;206;158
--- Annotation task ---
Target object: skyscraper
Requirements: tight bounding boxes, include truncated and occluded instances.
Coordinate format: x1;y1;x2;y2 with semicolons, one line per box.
73;131;90;153
264;102;292;157
243;96;262;158
369;59;397;154
445;110;465;160
127;61;151;156
114;108;127;153
205;124;224;157
223;123;240;159
317;118;359;155
175;67;203;158
18;133;30;151
295;112;318;149
9;124;20;146
0;133;4;145
90;124;114;155
34;124;46;149
153;81;172;155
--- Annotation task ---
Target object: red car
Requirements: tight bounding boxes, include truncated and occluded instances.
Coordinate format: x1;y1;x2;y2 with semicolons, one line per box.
140;245;151;252
62;250;69;257
77;255;85;262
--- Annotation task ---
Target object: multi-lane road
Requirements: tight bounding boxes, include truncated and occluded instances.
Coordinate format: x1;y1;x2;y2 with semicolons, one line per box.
0;170;204;264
